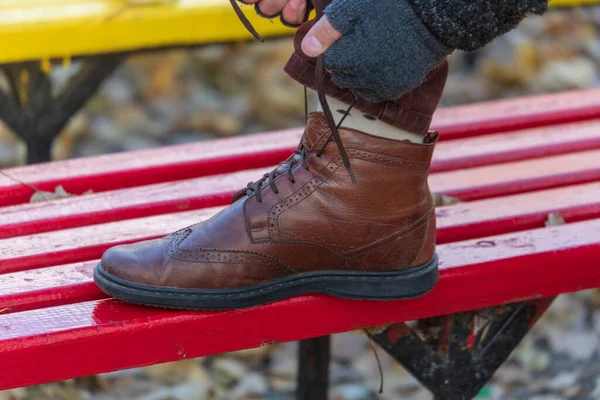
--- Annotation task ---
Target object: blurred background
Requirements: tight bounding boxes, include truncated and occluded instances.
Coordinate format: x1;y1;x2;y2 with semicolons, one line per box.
2;6;600;400
2;7;600;168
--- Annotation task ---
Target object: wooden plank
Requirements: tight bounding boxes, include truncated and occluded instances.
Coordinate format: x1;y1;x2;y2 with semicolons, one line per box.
0;168;261;239
431;148;600;200
550;0;600;6
3;181;600;313
0;261;101;313
436;181;600;243
0;0;296;64
3;123;600;238
1;218;600;390
1;148;600;274
431;119;600;172
0;0;586;64
0;129;301;207
0;207;220;275
1;93;600;208
431;89;600;140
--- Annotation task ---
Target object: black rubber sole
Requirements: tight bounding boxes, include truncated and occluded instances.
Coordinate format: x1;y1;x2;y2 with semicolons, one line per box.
93;255;438;310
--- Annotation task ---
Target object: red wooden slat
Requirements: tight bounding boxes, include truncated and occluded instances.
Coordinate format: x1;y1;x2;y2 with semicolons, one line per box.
0;261;102;313
431;88;600;140
3;139;600;239
0;129;301;207
3;181;600;313
435;181;600;243
1;218;600;390
430;148;600;200
0;89;599;208
0;207;220;275
1;147;600;274
0;168;261;239
431;119;600;173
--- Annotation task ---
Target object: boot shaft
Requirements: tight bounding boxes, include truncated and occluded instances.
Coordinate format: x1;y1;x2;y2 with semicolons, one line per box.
284;0;448;135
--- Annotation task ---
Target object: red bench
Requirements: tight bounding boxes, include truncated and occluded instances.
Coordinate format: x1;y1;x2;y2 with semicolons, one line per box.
2;89;600;399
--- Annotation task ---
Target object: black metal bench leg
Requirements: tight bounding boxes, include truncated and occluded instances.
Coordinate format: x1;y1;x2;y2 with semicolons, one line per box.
370;297;556;400
0;55;123;164
297;335;330;400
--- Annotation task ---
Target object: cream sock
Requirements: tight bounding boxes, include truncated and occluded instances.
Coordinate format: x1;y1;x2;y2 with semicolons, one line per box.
317;96;424;144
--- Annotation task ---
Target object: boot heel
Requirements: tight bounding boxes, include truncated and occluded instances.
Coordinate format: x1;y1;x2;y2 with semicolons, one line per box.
322;254;439;300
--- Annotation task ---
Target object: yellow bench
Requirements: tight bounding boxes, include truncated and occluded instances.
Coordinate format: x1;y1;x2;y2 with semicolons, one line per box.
0;0;295;65
0;1;297;164
0;0;593;65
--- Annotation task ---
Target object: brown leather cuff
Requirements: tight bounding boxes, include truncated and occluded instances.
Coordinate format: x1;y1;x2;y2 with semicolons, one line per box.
283;0;448;135
285;53;447;135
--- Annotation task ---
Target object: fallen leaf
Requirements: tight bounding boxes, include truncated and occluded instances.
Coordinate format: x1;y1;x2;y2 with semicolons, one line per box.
545;212;566;227
433;193;463;207
30;185;93;203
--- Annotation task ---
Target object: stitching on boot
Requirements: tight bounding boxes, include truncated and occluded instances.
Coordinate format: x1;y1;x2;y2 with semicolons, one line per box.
344;209;432;258
343;210;433;271
269;148;429;243
165;227;296;275
412;212;434;266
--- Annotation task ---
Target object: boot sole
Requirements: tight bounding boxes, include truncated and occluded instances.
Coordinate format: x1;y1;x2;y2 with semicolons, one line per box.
93;255;438;310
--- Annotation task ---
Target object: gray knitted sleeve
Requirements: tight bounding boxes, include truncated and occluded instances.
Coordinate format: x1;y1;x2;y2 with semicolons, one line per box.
407;0;548;51
323;0;547;102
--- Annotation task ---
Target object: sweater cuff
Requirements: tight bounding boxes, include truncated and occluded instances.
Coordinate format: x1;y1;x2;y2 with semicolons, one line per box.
407;0;548;51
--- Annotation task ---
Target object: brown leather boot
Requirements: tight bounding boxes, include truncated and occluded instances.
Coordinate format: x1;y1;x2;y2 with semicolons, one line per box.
94;114;439;309
95;0;447;309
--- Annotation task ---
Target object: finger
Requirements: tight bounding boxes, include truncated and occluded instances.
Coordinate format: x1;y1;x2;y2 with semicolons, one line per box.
301;16;341;57
281;0;307;26
256;0;288;17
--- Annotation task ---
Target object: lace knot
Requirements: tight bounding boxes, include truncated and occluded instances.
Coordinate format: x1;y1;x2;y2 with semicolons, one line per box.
232;1;359;204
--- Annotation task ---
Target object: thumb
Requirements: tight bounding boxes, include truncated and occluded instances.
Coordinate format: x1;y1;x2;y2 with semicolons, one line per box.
301;16;342;57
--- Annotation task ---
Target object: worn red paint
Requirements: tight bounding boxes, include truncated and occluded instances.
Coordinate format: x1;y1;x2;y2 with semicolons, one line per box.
430;148;600;200
431;88;600;139
1;219;600;389
431;119;600;173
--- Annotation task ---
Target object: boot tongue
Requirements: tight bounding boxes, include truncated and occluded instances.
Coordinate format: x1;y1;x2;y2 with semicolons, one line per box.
262;114;330;185
232;114;329;204
232;143;305;203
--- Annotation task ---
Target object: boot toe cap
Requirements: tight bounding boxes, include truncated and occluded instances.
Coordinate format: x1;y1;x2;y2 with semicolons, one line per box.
100;239;166;286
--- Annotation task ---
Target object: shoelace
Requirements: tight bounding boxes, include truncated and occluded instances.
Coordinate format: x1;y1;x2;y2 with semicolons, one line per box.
230;0;357;203
247;96;355;203
246;148;309;203
230;5;384;392
229;0;264;42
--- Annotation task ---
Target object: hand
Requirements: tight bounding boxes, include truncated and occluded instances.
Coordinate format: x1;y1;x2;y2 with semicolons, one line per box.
241;0;309;26
302;16;341;58
240;0;341;58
